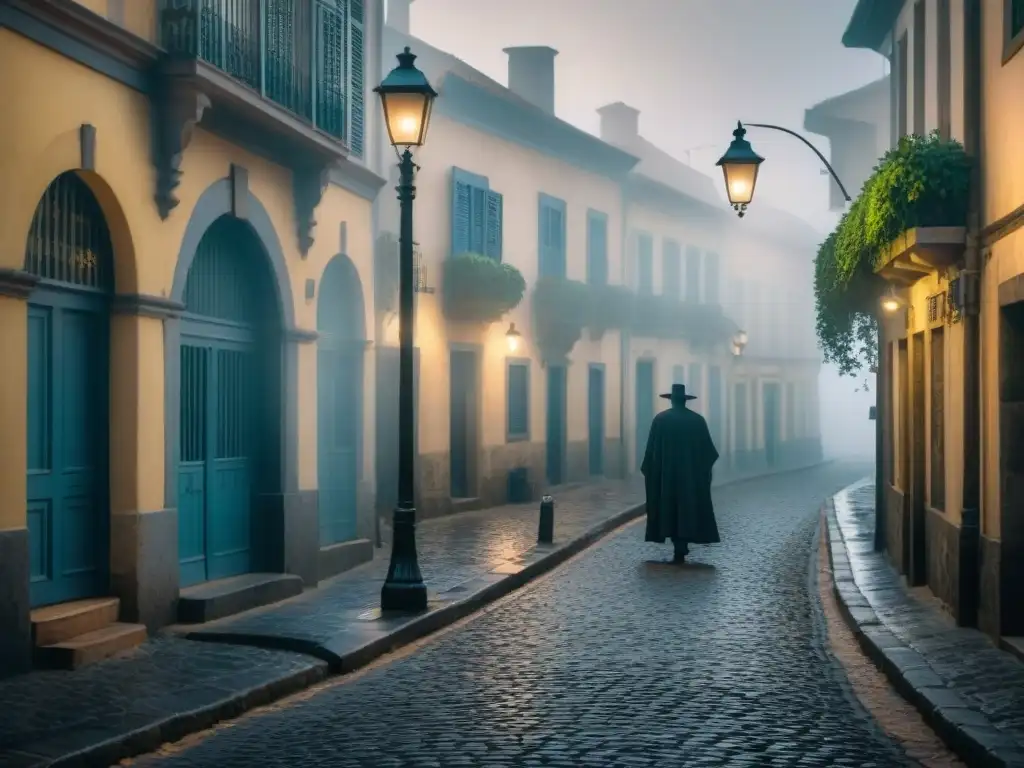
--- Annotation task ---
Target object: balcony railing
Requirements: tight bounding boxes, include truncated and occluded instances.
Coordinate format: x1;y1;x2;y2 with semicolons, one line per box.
160;0;363;148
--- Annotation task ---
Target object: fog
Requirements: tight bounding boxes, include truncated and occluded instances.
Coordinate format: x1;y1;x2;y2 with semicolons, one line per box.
405;0;881;460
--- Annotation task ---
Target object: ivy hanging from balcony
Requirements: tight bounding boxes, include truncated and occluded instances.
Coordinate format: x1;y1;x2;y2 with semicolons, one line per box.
442;253;526;324
814;131;972;377
532;277;591;362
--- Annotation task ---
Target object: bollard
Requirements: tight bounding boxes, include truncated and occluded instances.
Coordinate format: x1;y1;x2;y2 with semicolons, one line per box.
538;495;554;544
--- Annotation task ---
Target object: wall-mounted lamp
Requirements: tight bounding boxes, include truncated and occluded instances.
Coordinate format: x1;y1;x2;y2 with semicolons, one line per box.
881;287;901;314
506;322;522;353
731;329;748;357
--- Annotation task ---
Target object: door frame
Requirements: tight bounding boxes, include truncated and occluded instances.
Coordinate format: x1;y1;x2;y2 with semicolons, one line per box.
910;331;928;586
449;342;482;499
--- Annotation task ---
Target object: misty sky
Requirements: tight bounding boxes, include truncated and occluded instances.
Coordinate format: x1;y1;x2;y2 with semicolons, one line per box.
404;0;882;456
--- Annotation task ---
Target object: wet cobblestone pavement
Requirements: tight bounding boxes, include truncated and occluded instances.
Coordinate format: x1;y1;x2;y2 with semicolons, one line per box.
134;462;923;768
829;481;1024;765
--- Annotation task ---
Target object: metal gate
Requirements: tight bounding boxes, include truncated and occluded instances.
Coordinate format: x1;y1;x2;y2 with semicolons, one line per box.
24;172;113;607
178;216;270;586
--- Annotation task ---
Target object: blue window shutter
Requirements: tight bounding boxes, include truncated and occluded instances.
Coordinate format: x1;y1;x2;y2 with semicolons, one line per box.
485;191;503;261
470;186;487;253
685;246;701;302
663;240;681;298
587;211;608;285
348;0;365;156
556;202;566;277
451;172;472;256
637;234;653;294
538;195;567;278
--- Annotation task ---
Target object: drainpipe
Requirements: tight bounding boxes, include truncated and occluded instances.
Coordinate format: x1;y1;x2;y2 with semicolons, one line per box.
958;0;982;628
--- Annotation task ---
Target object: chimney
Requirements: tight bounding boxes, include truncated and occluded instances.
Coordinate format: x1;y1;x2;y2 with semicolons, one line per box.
503;46;558;114
597;102;640;144
387;0;413;34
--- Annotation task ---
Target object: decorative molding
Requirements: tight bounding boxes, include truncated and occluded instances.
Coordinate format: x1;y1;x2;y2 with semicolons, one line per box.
294;165;331;257
153;82;211;220
0;0;159;92
982;201;1024;248
285;327;320;343
0;269;40;299
339;221;348;256
112;293;186;319
230;164;249;220
327;162;388;201
79;123;97;171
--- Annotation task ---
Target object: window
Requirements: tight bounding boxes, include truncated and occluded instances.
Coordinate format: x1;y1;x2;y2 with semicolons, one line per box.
637;233;654;294
451;168;503;260
708;366;723;447
587;210;608;285
1007;0;1024;60
684;246;701;302
687;362;702;399
539;194;566;278
704;252;720;305
937;0;951;139
662;240;681;298
507;361;530;441
896;32;908;140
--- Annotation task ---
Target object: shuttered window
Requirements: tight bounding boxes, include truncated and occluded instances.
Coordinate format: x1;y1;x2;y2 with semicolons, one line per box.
507;362;530;441
451;167;503;260
687;362;702;398
684;246;701;302
663;240;681;298
586;210;608;285
539;194;567;278
637;233;654;294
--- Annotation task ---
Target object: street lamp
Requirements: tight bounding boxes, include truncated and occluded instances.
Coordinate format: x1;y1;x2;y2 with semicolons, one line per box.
716;121;852;216
715;123;763;217
375;47;437;612
505;322;522;353
881;287;901;313
731;329;748;357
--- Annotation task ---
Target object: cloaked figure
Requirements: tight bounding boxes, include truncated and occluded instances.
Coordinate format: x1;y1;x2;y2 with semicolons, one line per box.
641;383;720;563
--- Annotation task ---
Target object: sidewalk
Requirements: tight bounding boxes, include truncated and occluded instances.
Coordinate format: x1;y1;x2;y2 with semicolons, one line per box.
825;478;1024;768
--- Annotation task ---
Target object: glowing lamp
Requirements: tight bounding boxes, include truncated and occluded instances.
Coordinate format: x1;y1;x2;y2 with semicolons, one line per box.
716;122;764;217
375;47;437;147
506;322;522;353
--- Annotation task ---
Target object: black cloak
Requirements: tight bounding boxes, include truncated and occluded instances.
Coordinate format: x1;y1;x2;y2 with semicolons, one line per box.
641;404;721;544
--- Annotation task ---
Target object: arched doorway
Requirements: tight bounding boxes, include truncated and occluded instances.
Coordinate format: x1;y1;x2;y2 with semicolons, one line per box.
316;256;365;546
178;215;282;586
24;172;114;607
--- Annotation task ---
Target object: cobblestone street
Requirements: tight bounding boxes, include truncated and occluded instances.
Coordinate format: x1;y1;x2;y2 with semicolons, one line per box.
131;462;930;767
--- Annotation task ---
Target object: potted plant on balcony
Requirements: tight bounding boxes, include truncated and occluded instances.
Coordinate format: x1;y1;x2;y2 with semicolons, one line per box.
442;253;526;324
814;131;971;377
532;276;590;363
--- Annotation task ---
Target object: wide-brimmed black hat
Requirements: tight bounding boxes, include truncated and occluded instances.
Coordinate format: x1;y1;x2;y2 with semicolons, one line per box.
660;383;697;401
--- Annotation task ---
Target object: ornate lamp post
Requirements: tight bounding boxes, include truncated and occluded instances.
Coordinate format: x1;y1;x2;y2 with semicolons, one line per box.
715;121;851;217
375;47;437;612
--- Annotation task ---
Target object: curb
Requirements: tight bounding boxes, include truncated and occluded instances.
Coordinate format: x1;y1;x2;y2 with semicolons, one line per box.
34;462;831;767
823;495;1024;768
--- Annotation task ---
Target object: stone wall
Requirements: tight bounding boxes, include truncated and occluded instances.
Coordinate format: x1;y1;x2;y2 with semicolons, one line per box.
925;506;960;616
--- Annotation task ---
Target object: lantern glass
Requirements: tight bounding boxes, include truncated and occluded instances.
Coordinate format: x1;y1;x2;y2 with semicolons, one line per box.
881;296;900;313
721;161;760;206
735;330;749;347
381;91;433;147
506;323;522;353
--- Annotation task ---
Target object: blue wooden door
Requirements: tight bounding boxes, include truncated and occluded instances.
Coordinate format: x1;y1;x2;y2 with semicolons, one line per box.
635;361;654;470
588;366;604;475
24;173;112;608
317;346;360;544
734;381;749;469
450;350;477;498
764;382;781;468
546;365;567;485
178;216;273;586
316;257;364;546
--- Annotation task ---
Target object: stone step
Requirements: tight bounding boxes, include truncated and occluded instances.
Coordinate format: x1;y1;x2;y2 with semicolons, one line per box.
31;597;120;647
34;622;147;670
177;573;304;624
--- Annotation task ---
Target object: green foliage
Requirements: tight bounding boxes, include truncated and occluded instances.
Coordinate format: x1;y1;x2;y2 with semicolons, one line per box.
814;132;972;376
532;277;590;360
442;253;526;323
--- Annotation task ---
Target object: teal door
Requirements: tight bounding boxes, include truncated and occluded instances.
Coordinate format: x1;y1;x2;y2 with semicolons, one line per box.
635;361;654;469
734;381;748;469
317;256;365;546
25;173;112;608
546;365;567;484
588;365;604;475
178;216;277;586
450;350;477;498
764;383;781;468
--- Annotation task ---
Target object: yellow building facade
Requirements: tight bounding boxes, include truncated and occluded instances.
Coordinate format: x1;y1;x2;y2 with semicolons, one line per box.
0;0;387;675
842;0;1024;640
375;24;636;517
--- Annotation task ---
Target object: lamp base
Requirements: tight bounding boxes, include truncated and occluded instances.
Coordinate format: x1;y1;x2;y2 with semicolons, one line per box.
380;504;428;612
380;580;428;612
